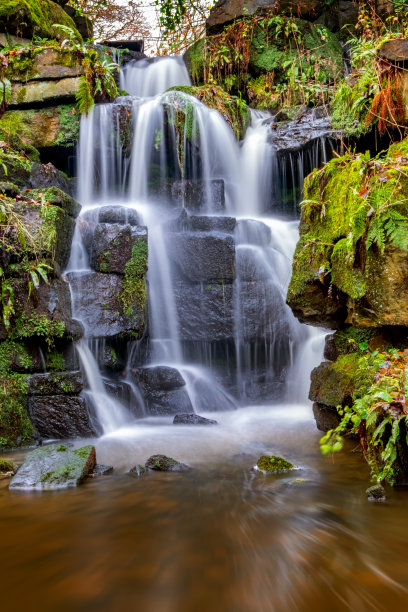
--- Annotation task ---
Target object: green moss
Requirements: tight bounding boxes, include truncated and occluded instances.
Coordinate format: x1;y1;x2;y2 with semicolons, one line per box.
55;105;80;146
0;148;32;185
0;372;33;449
39;445;94;484
256;455;295;472
0;458;16;473
121;237;148;324
0;341;32;376
11;313;65;347
184;38;205;85
0;0;81;42
45;351;65;371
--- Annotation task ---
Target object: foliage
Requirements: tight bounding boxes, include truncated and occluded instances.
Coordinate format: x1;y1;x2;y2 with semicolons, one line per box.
320;347;408;484
155;0;211;55
68;0;150;42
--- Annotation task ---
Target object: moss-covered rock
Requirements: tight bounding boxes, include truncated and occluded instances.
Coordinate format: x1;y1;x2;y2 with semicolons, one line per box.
0;458;16;473
309;356;360;408
0;0;81;42
145;454;191;472
9;443;96;490
0;105;80;150
256;455;295;472
287;145;408;328
167;85;250;140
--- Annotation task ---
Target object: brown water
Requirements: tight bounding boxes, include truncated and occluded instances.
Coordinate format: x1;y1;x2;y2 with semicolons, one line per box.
1;404;408;612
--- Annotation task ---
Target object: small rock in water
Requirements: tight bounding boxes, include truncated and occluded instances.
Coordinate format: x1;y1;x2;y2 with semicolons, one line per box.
88;464;113;478
173;413;218;425
128;464;147;477
366;484;386;502
0;458;16;479
145;454;191;472
9;443;96;490
255;455;296;473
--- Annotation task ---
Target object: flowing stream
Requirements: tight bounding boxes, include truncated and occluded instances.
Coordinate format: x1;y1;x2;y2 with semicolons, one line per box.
3;56;406;610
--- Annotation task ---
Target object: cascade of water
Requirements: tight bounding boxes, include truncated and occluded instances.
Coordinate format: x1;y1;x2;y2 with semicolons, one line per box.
67;56;328;435
120;56;191;97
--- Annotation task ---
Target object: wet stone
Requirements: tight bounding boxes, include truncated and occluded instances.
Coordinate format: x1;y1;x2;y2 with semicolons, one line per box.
145;454;191;472
256;455;296;473
28;371;83;396
366;484;386;502
90;223;147;274
88;464;114;478
173;413;218;425
10;443;96;490
28;395;97;439
97;206;141;226
128;464;147;476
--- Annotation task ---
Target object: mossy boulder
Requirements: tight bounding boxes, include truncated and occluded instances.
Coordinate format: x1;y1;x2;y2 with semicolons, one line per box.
0;105;80;150
309;356;359;408
166;85;250;140
145;454;191;472
287;145;408;329
256;455;295;472
9;443;96;490
0;0;81;41
0;458;16;474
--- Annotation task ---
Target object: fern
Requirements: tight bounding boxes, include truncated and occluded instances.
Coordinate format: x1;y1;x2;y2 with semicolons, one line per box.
366;217;386;253
75;76;94;115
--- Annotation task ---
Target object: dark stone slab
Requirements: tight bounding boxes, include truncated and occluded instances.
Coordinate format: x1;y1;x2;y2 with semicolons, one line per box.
28;371;83;396
167;233;235;282
90;223;147;274
173;413;218;425
28;395;97;438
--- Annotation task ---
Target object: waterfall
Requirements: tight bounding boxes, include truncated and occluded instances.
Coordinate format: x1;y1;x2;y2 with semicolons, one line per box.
66;56;327;434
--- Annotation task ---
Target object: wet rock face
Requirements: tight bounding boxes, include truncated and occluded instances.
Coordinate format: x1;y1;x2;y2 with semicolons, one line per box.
157;179;225;211
132;366;194;416
145;454;191;472
28;395;97;439
28;371;83;396
91;224;148;274
168;233;235;282
68;272;145;339
9;444;96;490
309;361;355;409
97;206;141;226
312;403;342;432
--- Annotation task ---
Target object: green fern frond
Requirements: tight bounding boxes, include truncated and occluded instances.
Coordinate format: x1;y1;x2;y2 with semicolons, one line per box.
76;76;94;115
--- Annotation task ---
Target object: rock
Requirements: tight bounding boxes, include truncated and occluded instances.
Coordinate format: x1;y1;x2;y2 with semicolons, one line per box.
309;360;356;408
366;484;386;501
206;0;324;34
169;211;236;233
29;163;72;195
0;0;81;41
90;223;147;274
28;187;81;218
128;464;147;476
0;181;19;197
270;112;340;153
10;77;82;108
256;455;296;472
28;395;98;439
379;39;408;63
143;387;194;416
0;277;83;343
88;464;113;477
28;371;83;396
12;200;76;268
9;443;96;490
313;402;342;432
0;106;80;150
67;271;146;339
98;206;141;225
0;458;16;474
158;179;225;211
173;281;234;341
167;233;235;282
173;413;218;425
145;454;191;472
134;366;186;390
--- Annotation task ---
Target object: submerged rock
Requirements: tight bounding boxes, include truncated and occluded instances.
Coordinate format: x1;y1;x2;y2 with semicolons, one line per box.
128;464;147;476
366;484;386;502
256;455;295;473
173;413;218;425
10;443;96;490
88;464;114;478
145;454;191;472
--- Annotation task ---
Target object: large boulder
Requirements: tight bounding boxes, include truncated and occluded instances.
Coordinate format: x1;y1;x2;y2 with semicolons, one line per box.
132;366;194;416
0;1;81;41
28;395;97;438
287;147;408;329
9;443;96;490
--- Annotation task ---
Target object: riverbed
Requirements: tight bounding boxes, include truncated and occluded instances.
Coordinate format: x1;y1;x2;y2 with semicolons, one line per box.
1;404;408;611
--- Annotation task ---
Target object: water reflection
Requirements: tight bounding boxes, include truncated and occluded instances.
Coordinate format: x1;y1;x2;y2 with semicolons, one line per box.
1;405;408;611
